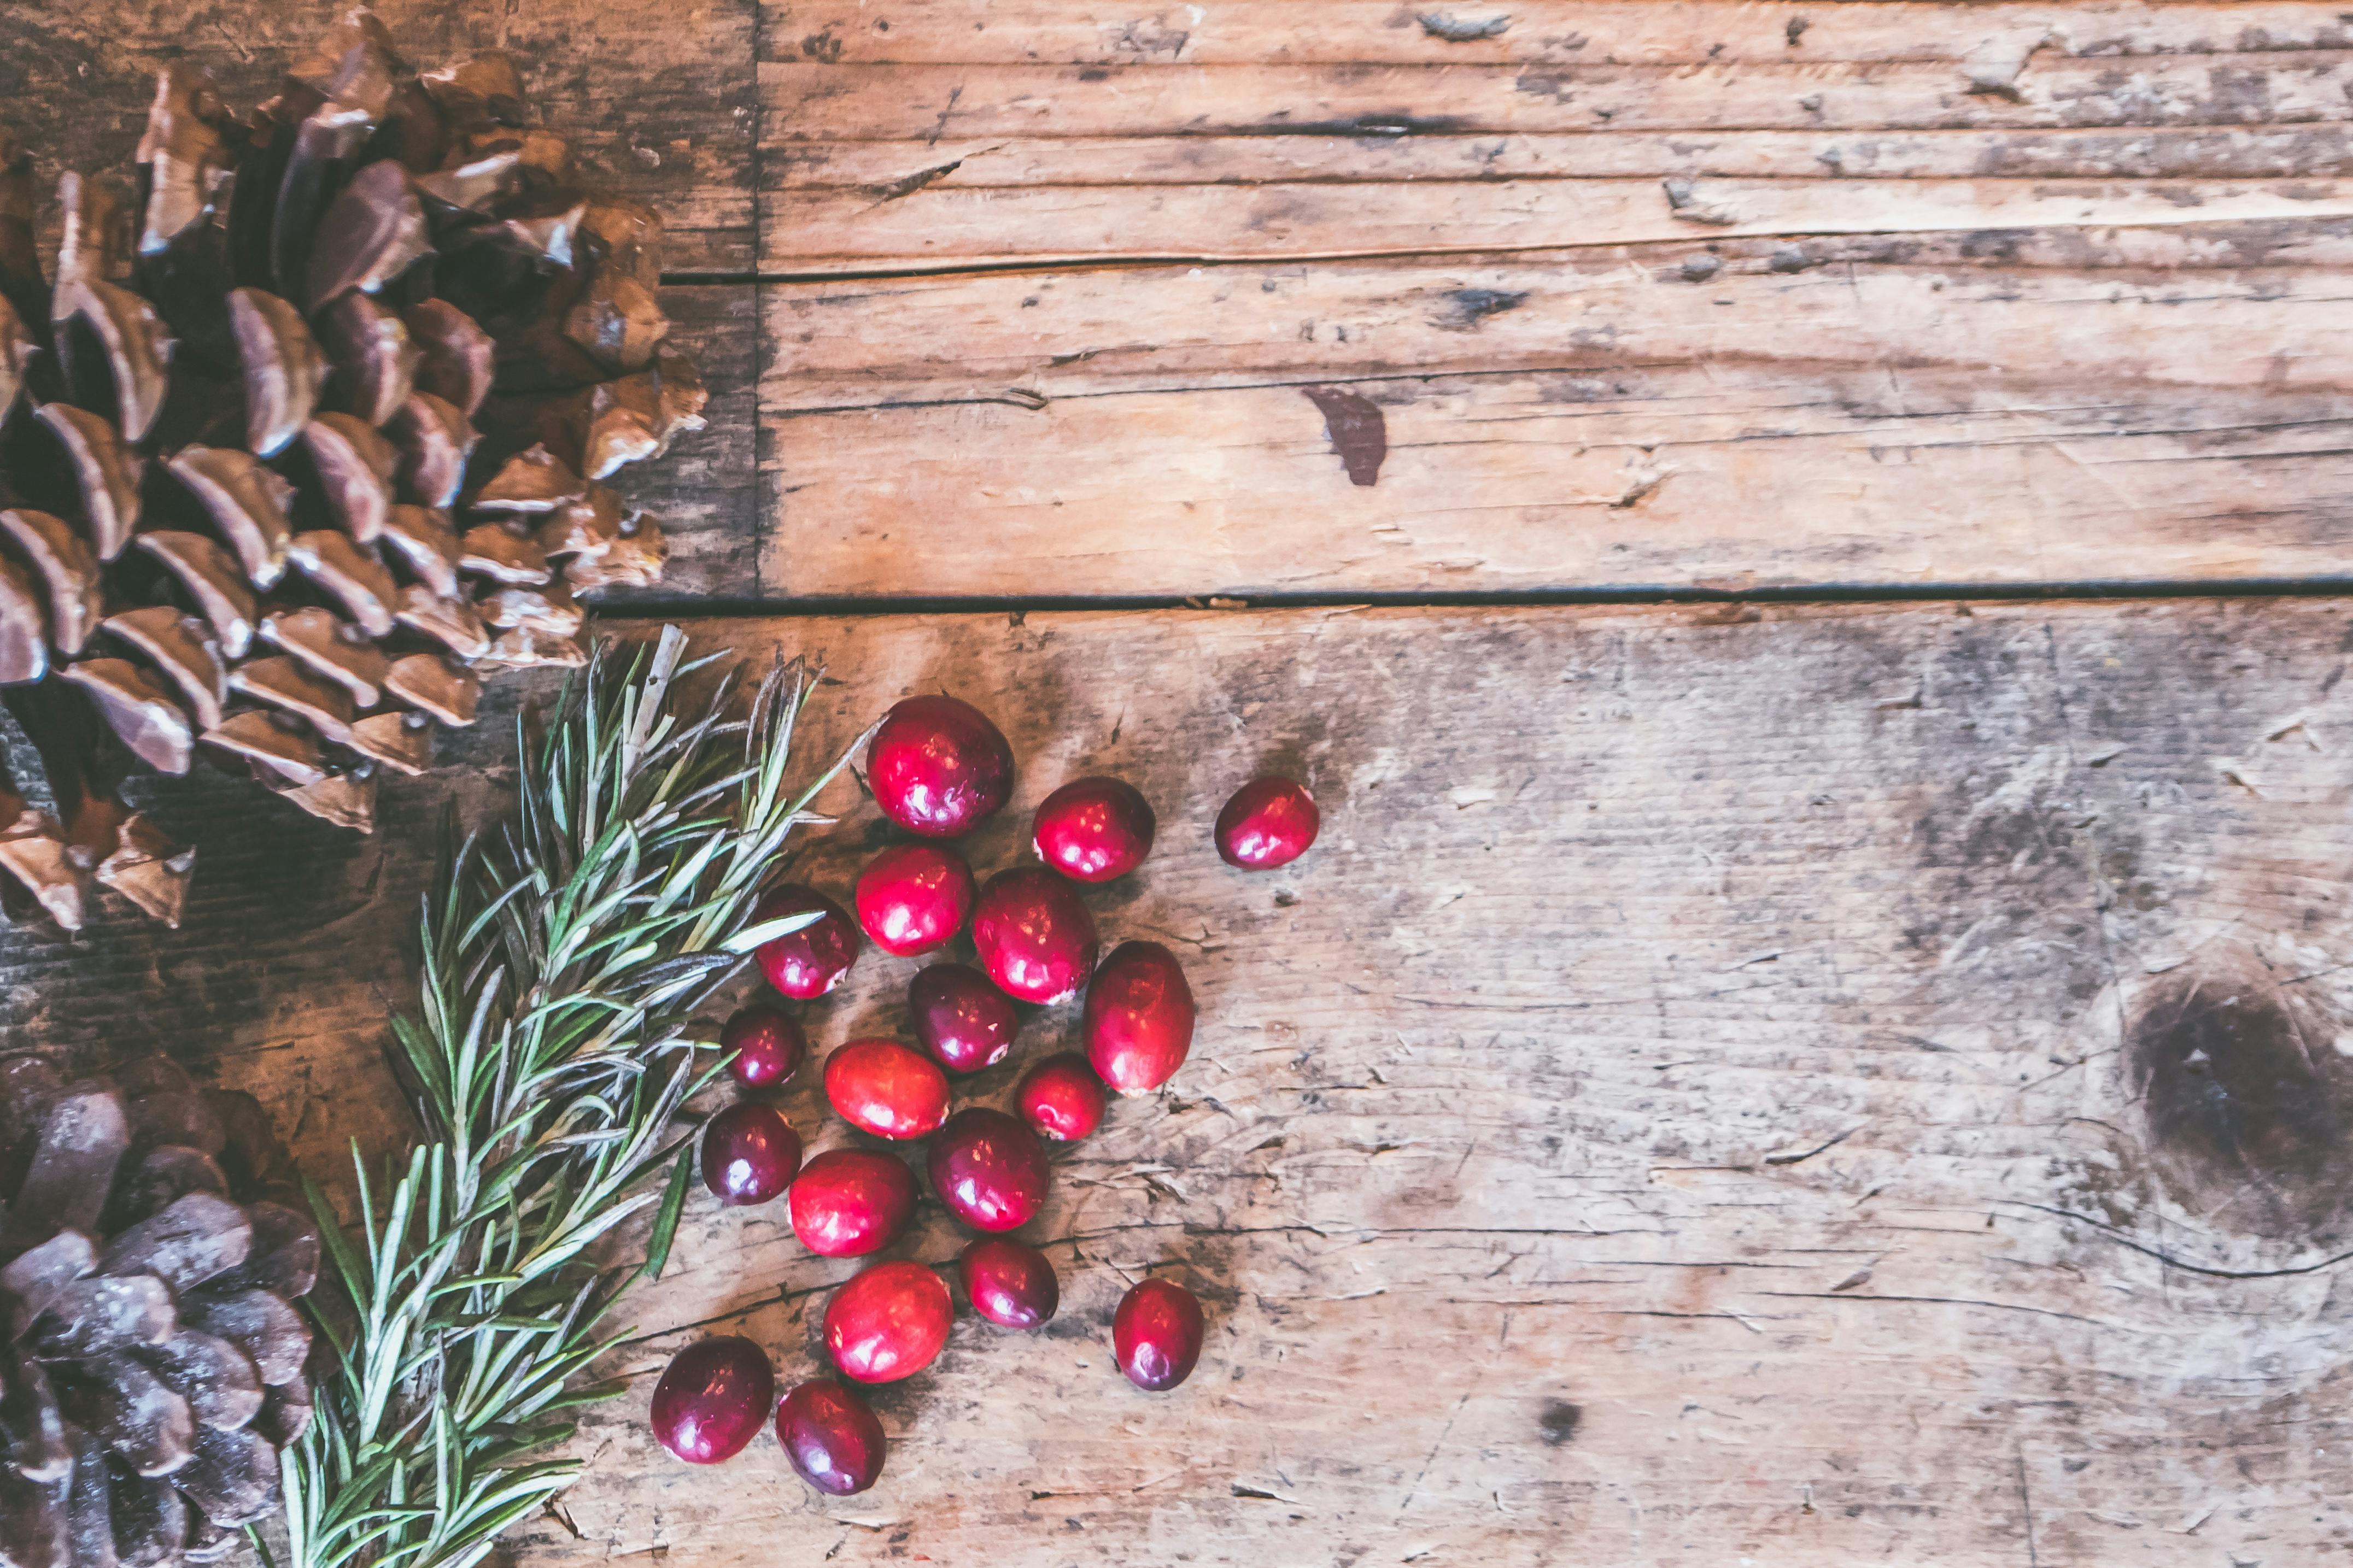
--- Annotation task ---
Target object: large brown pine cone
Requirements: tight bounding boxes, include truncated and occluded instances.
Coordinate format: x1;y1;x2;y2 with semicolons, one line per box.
0;8;707;932
0;1058;319;1568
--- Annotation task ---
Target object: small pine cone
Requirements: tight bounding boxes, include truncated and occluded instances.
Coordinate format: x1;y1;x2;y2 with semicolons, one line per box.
0;1057;320;1567
0;7;706;931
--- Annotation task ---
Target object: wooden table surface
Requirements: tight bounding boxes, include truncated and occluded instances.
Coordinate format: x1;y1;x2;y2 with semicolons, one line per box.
5;3;2353;1565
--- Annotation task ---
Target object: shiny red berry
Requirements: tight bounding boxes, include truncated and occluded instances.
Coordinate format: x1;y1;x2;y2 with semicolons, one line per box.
789;1149;917;1258
824;1260;953;1384
926;1107;1049;1233
824;1039;951;1140
1215;777;1319;870
909;962;1021;1074
1114;1278;1204;1391
869;695;1015;839
960;1238;1059;1330
776;1378;888;1496
1016;1052;1107;1142
1085;941;1196;1095
701;1101;802;1206
651;1336;775;1463
971;867;1099;1005
722;1005;806;1089
752;885;861;999
1033;777;1156;883
854;843;976;956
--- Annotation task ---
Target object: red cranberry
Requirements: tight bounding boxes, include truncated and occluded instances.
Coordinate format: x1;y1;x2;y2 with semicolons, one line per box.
722;1005;806;1089
971;867;1099;1005
1016;1053;1106;1142
1215;777;1319;870
651;1336;775;1463
1085;941;1196;1096
752;885;861;999
824;1039;950;1140
1113;1278;1204;1391
909;962;1021;1074
775;1378;887;1496
701;1101;802;1206
824;1260;953;1383
959;1238;1059;1330
1033;777;1156;883
789;1148;917;1258
854;843;976;956
926;1107;1049;1233
869;695;1015;839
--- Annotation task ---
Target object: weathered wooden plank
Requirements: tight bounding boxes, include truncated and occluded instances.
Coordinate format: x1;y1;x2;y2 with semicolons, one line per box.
758;234;2353;597
607;284;764;602
766;1;2353;66
0;0;756;272
758;55;2353;150
11;602;2353;1565
770;174;2353;269
778;125;2353;186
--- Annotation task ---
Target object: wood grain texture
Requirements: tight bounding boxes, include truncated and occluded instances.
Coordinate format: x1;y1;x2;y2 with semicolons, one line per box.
0;0;756;272
11;602;2353;1566
750;1;2353;599
760;228;2353;597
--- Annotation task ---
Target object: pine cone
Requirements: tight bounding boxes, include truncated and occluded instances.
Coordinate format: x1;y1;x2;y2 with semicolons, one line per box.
0;8;707;932
0;1056;319;1567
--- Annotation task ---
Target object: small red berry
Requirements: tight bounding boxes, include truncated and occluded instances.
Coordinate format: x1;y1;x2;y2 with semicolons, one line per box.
1114;1278;1204;1391
651;1336;775;1464
752;885;861;999
824;1040;950;1140
854;843;976;956
1033;777;1156;883
1085;941;1196;1095
971;867;1099;1005
926;1107;1049;1233
824;1260;953;1384
1215;777;1319;870
789;1149;917;1258
869;695;1015;839
909;962;1021;1074
1016;1053;1106;1142
722;1005;806;1089
701;1101;801;1206
776;1378;888;1496
959;1238;1060;1330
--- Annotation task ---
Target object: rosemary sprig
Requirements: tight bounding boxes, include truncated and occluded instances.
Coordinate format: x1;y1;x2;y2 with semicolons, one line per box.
277;628;867;1568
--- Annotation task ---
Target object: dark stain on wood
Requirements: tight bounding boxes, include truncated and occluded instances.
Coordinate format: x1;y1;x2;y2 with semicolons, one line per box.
1433;287;1531;332
1301;387;1388;487
1418;13;1512;43
2129;955;2353;1240
1538;1400;1583;1446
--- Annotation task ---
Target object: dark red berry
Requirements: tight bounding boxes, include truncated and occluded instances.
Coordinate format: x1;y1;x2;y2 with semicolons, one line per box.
789;1148;917;1258
971;867;1099;1005
909;962;1021;1074
1016;1052;1107;1142
1085;941;1196;1095
1033;777;1156;883
722;1005;806;1089
651;1336;775;1463
752;884;862;999
854;843;976;956
1215;777;1319;870
824;1039;951;1140
960;1238;1060;1330
869;695;1015;839
1114;1278;1204;1391
701;1101;802;1206
927;1107;1049;1233
776;1378;888;1496
824;1260;953;1383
